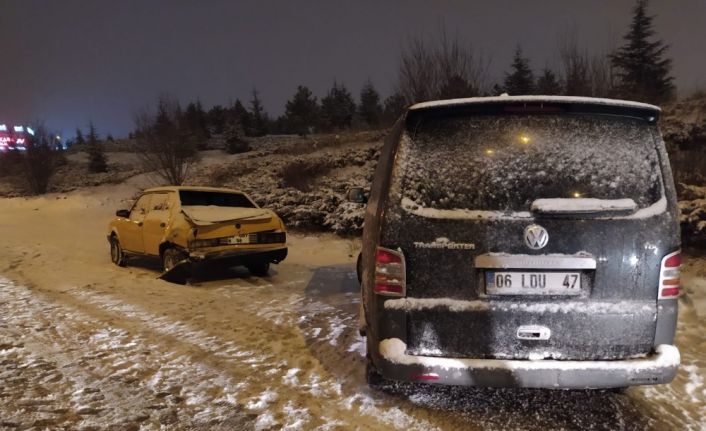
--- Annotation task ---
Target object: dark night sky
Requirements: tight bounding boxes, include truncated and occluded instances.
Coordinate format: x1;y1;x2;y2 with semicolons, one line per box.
1;0;705;138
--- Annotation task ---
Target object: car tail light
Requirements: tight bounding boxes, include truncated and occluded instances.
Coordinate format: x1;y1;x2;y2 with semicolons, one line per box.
374;247;406;297
659;250;681;298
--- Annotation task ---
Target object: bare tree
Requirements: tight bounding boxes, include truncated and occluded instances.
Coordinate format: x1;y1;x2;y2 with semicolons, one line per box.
559;32;592;97
590;54;614;98
22;126;59;195
397;26;490;104
397;35;438;104
558;29;615;98
133;95;199;185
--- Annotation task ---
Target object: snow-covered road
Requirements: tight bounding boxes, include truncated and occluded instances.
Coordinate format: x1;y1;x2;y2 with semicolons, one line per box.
1;257;704;430
0;189;704;430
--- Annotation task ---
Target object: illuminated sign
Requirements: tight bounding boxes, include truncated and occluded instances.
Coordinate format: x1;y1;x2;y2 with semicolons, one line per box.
26;127;35;136
0;124;6;132
13;126;24;132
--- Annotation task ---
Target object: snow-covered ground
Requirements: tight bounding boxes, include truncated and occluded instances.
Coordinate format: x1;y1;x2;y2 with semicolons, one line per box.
0;184;704;430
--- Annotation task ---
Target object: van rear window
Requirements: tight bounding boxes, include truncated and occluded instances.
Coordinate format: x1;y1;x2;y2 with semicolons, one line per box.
399;114;663;212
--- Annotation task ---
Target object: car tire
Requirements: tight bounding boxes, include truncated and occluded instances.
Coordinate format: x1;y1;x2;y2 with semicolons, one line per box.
247;262;270;277
110;236;126;267
162;247;187;272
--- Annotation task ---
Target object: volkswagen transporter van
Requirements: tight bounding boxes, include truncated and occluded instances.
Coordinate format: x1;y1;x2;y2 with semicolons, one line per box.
353;96;681;389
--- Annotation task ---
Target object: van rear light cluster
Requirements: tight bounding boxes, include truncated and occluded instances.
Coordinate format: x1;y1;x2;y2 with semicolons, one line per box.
659;250;681;298
374;247;406;297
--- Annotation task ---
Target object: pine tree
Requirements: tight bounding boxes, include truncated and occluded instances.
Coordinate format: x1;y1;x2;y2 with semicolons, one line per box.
223;115;250;154
284;86;319;135
503;46;535;95
320;81;356;131
231;99;251;136
75;128;86;146
382;93;407;125
86;122;107;173
437;75;477;100
183;101;210;150
359;80;383;128
249;89;268;137
207;105;227;134
536;68;562;95
609;0;675;104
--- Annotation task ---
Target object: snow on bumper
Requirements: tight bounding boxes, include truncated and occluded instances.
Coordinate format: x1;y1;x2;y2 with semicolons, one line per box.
377;338;680;389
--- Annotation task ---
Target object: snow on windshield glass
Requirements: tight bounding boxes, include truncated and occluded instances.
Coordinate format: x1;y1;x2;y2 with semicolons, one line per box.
400;114;662;212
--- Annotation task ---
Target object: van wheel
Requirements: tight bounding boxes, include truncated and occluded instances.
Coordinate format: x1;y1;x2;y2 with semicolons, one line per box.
162;248;187;272
365;357;384;387
247;262;270;277
110;237;126;267
356;252;363;282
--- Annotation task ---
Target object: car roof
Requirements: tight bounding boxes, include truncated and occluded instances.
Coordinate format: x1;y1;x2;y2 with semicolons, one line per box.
143;186;245;194
409;95;661;113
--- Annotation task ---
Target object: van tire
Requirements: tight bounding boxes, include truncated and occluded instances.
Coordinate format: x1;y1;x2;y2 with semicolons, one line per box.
365;357;384;387
247;262;270;277
110;237;126;267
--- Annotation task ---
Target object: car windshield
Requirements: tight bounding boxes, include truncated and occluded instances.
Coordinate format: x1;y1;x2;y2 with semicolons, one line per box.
398;113;663;212
179;190;257;208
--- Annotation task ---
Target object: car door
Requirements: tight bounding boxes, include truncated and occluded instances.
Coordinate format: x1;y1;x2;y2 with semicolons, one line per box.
142;192;173;256
120;194;152;253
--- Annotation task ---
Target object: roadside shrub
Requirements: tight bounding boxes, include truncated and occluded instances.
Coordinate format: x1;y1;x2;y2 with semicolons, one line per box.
22;127;59;194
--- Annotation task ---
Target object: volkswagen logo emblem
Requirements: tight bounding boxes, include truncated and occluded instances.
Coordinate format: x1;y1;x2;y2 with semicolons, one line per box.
524;224;549;250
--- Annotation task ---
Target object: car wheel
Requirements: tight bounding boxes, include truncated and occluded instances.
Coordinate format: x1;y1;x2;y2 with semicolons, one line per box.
247;262;270;276
110;236;126;267
162;248;187;272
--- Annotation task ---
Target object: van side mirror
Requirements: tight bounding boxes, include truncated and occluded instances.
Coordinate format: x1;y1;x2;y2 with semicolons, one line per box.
116;209;130;218
347;187;368;204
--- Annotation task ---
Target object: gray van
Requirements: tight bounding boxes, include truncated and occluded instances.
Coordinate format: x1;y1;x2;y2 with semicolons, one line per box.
351;96;681;389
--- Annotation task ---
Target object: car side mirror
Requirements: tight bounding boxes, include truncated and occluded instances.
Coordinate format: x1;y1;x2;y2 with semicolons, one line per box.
116;209;130;218
347;187;368;204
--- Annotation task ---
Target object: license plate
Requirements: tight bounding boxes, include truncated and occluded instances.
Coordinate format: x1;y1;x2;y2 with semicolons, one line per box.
486;271;581;295
225;234;250;245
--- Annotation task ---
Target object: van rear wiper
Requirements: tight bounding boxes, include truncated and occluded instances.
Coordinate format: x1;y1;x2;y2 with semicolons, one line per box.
530;198;637;216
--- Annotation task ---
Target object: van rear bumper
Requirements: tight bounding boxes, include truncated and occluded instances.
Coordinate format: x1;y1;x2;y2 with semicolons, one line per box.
376;338;680;389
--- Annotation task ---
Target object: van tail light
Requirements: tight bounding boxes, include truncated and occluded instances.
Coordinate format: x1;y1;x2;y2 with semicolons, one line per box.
374;247;406;297
659;250;681;299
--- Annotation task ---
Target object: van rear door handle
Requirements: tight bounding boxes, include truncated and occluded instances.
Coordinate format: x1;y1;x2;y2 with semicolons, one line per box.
160;223;166;227
137;222;143;227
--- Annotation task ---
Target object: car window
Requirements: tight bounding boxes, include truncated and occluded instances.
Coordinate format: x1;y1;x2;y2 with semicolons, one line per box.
150;193;171;211
130;194;152;220
179;190;257;208
398;114;663;212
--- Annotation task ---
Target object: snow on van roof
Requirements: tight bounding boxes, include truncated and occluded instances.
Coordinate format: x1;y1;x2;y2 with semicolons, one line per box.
409;95;661;113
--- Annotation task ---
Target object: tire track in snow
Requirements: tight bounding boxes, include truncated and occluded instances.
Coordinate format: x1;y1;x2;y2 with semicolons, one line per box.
0;277;250;429
66;281;437;430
